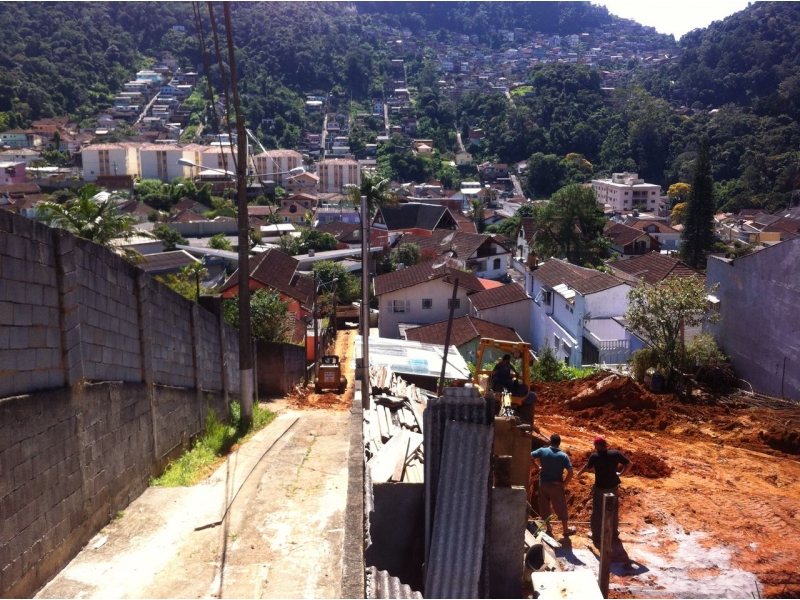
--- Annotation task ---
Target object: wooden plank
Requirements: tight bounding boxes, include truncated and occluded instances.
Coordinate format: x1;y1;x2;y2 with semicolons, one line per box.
392;437;411;482
368;430;409;482
598;493;617;597
406;399;425;434
376;406;390;442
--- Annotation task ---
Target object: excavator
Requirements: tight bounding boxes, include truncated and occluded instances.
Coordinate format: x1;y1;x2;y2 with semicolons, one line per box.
455;338;538;427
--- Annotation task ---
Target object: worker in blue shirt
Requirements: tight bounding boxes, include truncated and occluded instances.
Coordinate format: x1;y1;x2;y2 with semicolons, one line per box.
531;433;576;539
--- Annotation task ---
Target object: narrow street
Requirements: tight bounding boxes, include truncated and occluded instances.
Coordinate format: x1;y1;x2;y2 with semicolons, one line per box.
35;334;357;599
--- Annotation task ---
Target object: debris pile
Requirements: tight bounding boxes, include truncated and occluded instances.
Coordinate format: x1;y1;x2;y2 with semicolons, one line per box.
365;366;429;483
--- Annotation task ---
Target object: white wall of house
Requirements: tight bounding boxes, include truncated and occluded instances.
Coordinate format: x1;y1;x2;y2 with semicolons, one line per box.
471;298;532;343
378;278;471;338
584;284;630;318
472;253;508;279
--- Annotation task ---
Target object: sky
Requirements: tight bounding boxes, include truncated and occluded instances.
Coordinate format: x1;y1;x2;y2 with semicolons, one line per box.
596;0;753;39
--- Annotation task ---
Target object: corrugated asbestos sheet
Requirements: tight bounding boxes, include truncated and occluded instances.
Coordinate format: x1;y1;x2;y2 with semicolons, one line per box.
423;387;494;566
366;566;423;599
424;420;494;599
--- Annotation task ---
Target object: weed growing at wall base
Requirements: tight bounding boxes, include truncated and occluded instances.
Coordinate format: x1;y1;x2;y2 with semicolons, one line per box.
151;401;276;487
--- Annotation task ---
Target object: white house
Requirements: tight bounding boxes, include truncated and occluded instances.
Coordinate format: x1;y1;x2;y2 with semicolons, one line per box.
526;259;633;366
625;219;682;251
469;282;533;343
398;230;511;280
373;262;486;339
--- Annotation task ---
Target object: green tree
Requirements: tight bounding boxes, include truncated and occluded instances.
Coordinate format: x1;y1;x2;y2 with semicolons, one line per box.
472;199;486;233
35;184;136;245
625;276;720;380
209;233;233;251
153;225;188;251
522;153;566;199
392;243;421;269
223;289;292;343
532;342;565;382
346;169;396;217
680;137;716;269
311;260;360;304
534;184;606;266
181;262;208;301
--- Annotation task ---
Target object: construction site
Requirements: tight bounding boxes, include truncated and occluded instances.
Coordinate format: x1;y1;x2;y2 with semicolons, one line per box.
23;328;800;600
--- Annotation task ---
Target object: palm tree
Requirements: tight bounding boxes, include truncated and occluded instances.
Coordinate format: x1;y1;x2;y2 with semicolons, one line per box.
35;184;137;246
346;169;396;218
181;262;209;301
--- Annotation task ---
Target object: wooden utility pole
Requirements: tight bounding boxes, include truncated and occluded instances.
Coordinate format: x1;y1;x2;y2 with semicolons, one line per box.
438;278;459;395
222;2;253;427
598;492;617;598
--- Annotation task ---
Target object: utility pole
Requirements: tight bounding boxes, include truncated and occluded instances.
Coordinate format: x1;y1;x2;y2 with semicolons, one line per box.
360;194;370;409
222;2;253;428
313;271;319;377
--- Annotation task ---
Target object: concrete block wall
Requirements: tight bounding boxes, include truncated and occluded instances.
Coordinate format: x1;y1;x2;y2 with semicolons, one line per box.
255;341;305;395
149;282;195;389
196;307;223;392
223;325;240;392
74;238;142;383
0;216;64;398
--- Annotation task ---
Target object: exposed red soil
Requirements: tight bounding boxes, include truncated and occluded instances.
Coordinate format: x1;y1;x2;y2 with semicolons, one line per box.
528;373;800;598
288;329;355;412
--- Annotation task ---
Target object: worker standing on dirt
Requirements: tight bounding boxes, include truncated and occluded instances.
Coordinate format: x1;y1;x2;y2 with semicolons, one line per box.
576;436;632;547
531;433;576;539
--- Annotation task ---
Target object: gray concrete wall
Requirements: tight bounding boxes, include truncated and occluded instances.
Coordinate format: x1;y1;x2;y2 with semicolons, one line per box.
705;237;800;400
256;341;305;396
0;382;225;599
0;210;241;597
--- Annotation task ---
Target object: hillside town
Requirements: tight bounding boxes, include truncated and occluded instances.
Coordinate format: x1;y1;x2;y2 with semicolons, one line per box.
2;2;800;600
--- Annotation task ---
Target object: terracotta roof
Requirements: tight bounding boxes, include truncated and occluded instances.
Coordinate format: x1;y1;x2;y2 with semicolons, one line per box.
470;283;529;310
625;219;679;235
277;202;308;216
248;205;279;216
609;252;700;285
762;217;800;237
285;192;317;204
117;200;156;218
0;183;42;195
168;209;207;223
256;149;303;158
605;222;655;248
398;230;505;263
220;248;311;308
405;315;521;347
533;259;626;296
316;221;360;240
517;217;542;244
173;198;210;213
373;261;485;296
477;278;504;290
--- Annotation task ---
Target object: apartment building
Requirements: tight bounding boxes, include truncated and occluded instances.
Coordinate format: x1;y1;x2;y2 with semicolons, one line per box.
591;172;660;212
139;144;192;182
317;159;360;194
254;149;303;185
82;144;140;182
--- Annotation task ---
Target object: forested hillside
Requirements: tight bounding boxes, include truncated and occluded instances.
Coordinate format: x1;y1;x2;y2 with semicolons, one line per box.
0;1;798;212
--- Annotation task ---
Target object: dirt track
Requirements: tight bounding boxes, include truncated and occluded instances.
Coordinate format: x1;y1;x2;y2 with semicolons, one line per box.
287;329;356;412
532;374;800;599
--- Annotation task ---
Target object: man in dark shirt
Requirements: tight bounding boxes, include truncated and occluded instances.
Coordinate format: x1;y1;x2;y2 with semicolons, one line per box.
576;436;632;547
491;354;516;392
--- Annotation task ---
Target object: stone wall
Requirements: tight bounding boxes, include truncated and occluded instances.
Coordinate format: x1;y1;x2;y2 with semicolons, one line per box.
0;210;241;596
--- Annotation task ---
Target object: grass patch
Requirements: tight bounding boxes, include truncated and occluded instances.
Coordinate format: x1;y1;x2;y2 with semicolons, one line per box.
151;401;276;487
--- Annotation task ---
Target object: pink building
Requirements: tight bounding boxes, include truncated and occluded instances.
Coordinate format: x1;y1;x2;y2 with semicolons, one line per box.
0;162;26;185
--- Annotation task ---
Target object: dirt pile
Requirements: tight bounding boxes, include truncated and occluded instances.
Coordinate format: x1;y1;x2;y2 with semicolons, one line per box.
565;375;657;411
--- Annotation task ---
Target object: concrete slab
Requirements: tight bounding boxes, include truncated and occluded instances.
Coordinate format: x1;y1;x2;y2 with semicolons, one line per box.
531;569;604;599
488;486;527;599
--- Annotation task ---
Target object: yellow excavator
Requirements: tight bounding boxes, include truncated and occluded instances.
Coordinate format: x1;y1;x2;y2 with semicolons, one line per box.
456;338;538;426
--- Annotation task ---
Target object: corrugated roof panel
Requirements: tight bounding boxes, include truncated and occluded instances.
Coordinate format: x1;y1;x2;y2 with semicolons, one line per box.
366;567;423;599
423;387;494;569
425;420;493;599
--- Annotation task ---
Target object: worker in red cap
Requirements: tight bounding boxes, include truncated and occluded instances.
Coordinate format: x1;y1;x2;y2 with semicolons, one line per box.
576;436;632;547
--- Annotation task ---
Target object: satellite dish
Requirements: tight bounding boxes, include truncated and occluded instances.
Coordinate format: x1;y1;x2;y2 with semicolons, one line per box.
439;231;456;246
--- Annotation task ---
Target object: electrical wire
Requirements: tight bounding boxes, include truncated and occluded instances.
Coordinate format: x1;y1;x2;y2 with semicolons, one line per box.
206;1;236;175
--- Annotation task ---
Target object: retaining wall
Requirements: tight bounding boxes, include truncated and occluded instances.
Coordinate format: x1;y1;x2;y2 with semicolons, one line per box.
0;210;240;597
256;341;305;396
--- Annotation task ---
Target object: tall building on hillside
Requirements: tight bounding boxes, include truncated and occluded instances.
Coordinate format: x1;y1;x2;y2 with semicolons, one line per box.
254;149;303;185
82;144;140;181
591;172;660;212
317;159;360;194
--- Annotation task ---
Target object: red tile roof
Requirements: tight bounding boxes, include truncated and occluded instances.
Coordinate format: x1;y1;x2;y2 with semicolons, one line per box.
625;219;679;235
373;261;485;296
605;222;656;248
220;248;312;308
470;283;529;310
168;209;207;223
609;252;700;285
405;315;522;347
398;230;507;263
533;259;626;295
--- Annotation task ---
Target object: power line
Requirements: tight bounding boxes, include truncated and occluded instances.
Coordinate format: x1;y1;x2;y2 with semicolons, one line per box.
206;1;237;174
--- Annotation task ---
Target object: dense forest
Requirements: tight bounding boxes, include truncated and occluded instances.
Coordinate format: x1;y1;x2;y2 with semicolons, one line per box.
0;1;798;212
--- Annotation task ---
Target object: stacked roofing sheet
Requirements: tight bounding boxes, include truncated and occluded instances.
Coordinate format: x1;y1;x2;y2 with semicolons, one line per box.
366;567;423;599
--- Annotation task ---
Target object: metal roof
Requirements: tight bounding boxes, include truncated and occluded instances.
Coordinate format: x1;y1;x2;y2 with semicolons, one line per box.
366;567;423;599
425;420;493;599
354;336;469;380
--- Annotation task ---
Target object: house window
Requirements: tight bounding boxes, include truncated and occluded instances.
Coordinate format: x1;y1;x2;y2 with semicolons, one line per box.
389;300;409;313
448;299;461;310
707;295;721;312
422;299;433;309
493;258;501;269
542;290;552;305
